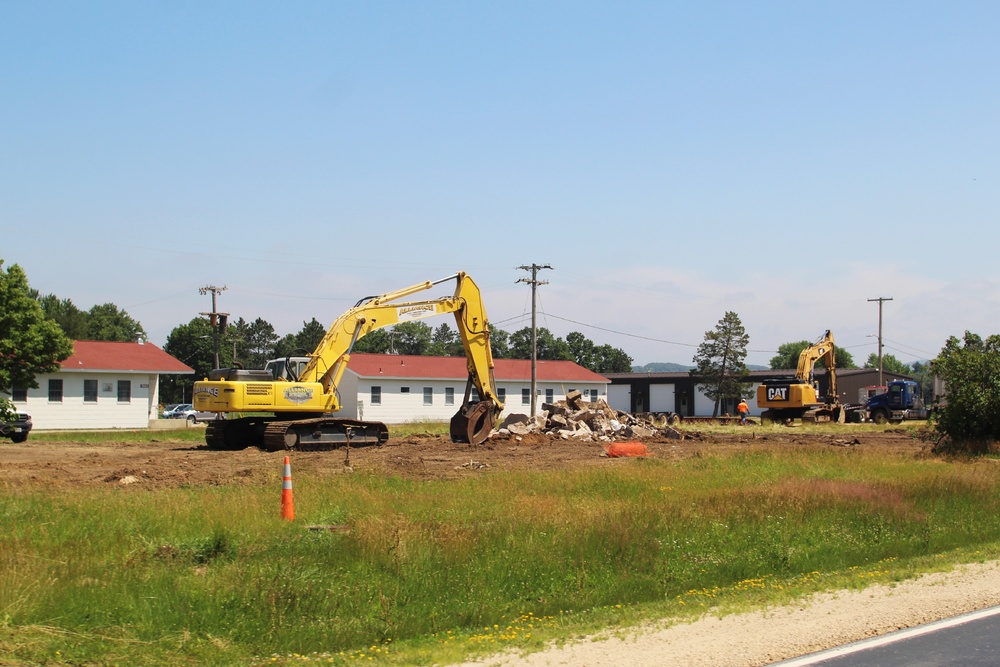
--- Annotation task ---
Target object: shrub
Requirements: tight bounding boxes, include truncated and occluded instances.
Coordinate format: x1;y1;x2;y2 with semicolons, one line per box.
932;332;1000;454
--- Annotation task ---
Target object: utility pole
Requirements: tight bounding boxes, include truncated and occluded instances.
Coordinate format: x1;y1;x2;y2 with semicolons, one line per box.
199;285;228;370
868;296;893;386
516;264;552;417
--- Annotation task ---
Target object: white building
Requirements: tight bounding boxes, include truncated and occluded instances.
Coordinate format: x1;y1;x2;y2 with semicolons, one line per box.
7;346;607;430
7;340;192;430
338;353;609;423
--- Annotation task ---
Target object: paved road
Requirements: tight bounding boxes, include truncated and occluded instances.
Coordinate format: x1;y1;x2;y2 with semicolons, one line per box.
774;606;1000;667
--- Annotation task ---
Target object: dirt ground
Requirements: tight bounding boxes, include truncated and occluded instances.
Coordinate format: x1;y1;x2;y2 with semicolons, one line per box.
0;424;930;489
7;424;989;667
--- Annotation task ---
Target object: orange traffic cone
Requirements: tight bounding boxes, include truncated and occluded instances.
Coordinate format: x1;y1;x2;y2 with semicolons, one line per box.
281;455;295;521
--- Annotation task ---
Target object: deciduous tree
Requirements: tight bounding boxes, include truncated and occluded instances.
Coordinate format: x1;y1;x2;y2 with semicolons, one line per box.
508;327;572;361
162;318;216;403
392;321;433;356
0;262;74;418
488;328;511;359
592;344;633;373
353;329;391;354
931;332;1000;453
771;339;855;369
84;303;146;342
863;353;911;376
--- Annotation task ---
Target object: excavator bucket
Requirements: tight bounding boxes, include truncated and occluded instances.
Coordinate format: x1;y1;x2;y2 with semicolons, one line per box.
450;400;496;445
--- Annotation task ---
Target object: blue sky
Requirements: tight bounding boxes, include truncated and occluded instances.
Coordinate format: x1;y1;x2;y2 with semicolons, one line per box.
2;1;997;367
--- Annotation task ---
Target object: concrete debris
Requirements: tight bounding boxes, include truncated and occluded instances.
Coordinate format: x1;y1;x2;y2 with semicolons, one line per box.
492;398;684;443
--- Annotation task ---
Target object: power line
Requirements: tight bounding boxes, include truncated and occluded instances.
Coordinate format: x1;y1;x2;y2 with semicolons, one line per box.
543;312;781;353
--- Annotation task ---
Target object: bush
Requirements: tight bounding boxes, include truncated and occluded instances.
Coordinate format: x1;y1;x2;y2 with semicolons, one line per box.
932;332;1000;454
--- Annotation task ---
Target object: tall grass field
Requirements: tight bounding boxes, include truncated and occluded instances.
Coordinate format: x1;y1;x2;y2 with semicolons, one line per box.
4;434;1000;665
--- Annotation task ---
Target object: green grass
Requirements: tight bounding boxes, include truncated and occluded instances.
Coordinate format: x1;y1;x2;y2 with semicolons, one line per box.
3;427;1000;666
30;427;209;445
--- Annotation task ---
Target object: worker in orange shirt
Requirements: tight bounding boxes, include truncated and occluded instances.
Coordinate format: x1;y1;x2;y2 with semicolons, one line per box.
737;398;750;425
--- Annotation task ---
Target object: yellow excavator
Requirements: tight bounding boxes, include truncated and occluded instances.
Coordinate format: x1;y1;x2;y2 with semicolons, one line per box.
192;272;504;450
757;330;845;423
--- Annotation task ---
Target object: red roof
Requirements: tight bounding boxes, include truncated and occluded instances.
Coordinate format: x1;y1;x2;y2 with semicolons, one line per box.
346;353;608;383
60;341;194;374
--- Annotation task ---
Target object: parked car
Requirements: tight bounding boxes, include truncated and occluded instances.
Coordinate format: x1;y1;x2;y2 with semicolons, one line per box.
160;403;189;419
1;411;32;443
172;406;222;425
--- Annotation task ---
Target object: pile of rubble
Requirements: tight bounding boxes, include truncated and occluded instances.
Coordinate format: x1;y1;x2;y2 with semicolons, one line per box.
492;390;683;442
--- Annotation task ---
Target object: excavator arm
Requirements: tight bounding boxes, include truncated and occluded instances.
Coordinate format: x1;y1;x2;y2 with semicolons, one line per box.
296;271;504;442
796;330;837;400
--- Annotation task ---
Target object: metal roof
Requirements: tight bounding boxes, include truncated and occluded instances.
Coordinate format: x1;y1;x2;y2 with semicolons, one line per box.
60;340;194;374
347;353;608;382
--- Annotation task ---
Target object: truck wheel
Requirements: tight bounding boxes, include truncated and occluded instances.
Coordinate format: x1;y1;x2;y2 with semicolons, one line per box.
10;434;27;443
872;409;889;425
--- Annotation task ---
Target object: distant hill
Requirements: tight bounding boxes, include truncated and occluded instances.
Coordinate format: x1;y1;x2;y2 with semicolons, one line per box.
631;362;769;373
631;362;693;373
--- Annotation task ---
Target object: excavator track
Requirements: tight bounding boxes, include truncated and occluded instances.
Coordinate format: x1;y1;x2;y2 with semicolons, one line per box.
205;417;269;450
205;416;387;451
262;418;388;452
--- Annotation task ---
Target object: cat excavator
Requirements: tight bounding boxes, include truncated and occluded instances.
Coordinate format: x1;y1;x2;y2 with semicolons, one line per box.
192;272;504;451
757;330;846;424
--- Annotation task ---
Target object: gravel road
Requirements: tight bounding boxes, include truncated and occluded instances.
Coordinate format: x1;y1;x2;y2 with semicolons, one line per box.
455;560;1000;667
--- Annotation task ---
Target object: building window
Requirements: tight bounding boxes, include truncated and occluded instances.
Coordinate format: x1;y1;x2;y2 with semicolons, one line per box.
84;379;98;403
400;386;410;393
497;387;506;403
371;386;381;405
117;380;131;403
445;387;455;406
423;387;433;405
521;388;530;405
48;379;63;402
545;388;554;404
11;387;27;402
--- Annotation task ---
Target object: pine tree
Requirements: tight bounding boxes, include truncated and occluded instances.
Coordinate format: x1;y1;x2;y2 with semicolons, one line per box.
692;311;753;417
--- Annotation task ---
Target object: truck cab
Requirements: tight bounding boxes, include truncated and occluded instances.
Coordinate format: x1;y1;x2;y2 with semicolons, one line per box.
866;380;929;423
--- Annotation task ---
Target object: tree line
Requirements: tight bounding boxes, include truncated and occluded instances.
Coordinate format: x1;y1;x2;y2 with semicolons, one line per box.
0;259;994;452
0;262;634;402
158;316;635;403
